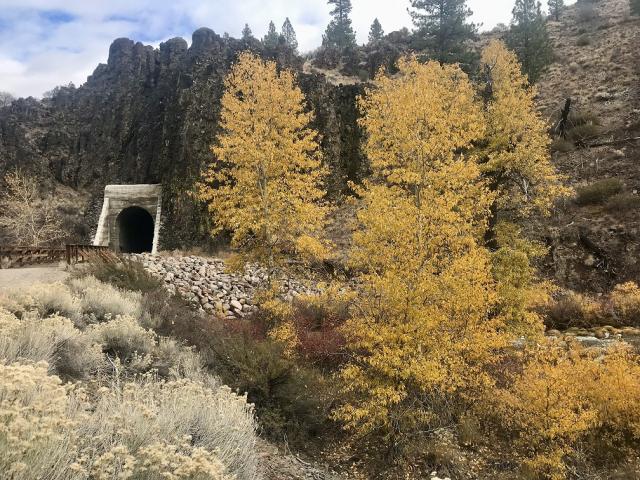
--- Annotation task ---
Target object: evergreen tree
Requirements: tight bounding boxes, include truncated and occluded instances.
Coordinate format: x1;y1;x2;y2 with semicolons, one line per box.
263;21;280;50
281;17;299;52
323;0;357;50
242;23;254;40
631;0;640;16
507;0;552;83
368;18;384;44
547;0;565;21
409;0;477;65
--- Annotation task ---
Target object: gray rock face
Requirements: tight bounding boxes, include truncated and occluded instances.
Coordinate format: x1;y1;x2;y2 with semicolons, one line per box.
132;253;319;319
0;31;366;249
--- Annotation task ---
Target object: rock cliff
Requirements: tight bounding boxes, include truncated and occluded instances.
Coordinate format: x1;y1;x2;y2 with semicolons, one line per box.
0;29;366;248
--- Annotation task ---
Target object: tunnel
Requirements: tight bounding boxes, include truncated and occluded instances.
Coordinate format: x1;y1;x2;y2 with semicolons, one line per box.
116;206;154;254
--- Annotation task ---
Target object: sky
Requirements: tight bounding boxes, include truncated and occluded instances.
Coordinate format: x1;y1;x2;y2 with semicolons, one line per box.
0;0;576;99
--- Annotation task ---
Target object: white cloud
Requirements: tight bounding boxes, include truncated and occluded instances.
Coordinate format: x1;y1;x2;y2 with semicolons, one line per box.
0;0;576;98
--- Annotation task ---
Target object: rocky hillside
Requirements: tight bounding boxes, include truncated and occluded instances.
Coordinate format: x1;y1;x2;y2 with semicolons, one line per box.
535;0;640;292
0;30;365;248
1;0;638;293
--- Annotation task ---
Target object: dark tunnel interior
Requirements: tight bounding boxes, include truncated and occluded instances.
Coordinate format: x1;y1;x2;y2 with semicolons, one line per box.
117;206;154;254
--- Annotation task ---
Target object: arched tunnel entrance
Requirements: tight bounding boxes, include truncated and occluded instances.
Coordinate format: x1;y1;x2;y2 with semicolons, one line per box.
116;206;154;254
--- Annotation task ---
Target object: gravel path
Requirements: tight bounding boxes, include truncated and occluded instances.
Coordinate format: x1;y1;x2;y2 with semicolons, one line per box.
0;264;69;290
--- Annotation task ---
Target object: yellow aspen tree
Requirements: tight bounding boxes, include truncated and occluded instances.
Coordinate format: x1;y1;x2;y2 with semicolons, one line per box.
480;39;569;218
335;58;508;451
479;40;571;337
197;52;328;272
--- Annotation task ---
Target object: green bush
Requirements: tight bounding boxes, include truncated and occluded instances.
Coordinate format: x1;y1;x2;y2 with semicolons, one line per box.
605;192;640;213
551;138;575;153
208;334;334;442
577;34;591;46
576;178;624;205
83;257;162;293
568;110;601;128
552;110;601;148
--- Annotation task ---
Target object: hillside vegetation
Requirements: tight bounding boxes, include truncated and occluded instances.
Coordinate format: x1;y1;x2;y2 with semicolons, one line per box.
2;0;640;478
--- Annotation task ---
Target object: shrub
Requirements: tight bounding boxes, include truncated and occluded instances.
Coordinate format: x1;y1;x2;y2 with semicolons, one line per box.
610;282;640;326
575;178;624;205
153;299;336;444
568;110;601;128
82;257;162;293
0;282;81;320
605;192;640;213
565;122;601;143
577;34;591;46
0;362;254;480
0;309;103;380
545;291;603;329
289;292;350;368
550;138;574;153
78;378;258;479
491;342;640;479
205;327;335;443
87;315;156;367
69;276;142;322
0;362;79;479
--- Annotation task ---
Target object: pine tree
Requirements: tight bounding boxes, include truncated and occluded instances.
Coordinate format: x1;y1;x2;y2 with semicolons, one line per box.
631;0;640;16
197;53;328;271
368;18;384;44
241;23;253;40
335;57;508;450
323;0;357;50
507;0;552;83
409;0;477;65
281;17;299;52
547;0;565;21
263;21;280;50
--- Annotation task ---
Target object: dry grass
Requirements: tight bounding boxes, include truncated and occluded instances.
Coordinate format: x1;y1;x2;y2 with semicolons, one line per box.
0;362;257;479
0;275;261;478
69;276;142;322
0;309;103;379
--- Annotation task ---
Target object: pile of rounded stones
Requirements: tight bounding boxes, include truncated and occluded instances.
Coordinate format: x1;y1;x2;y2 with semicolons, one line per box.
131;253;319;319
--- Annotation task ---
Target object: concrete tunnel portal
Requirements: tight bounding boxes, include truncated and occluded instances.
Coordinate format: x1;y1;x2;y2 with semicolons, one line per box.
93;185;162;254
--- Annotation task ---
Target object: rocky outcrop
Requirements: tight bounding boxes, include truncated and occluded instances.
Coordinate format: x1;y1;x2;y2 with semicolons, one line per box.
0;30;366;249
133;253;320;319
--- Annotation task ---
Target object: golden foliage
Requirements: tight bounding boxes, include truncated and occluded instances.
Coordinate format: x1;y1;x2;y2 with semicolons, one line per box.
492;222;550;337
480;40;571;217
359;56;485;192
335;58;508;446
610;282;640;323
197;52;328;270
494;342;640;479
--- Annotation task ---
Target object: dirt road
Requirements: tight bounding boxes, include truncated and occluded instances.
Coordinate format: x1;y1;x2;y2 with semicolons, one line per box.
0;264;69;290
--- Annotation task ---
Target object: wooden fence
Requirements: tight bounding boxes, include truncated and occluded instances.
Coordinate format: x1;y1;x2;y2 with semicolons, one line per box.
0;245;113;268
65;244;113;265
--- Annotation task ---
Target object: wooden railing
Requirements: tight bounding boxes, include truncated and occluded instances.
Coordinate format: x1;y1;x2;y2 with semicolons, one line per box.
0;245;113;268
0;246;65;268
65;244;113;265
